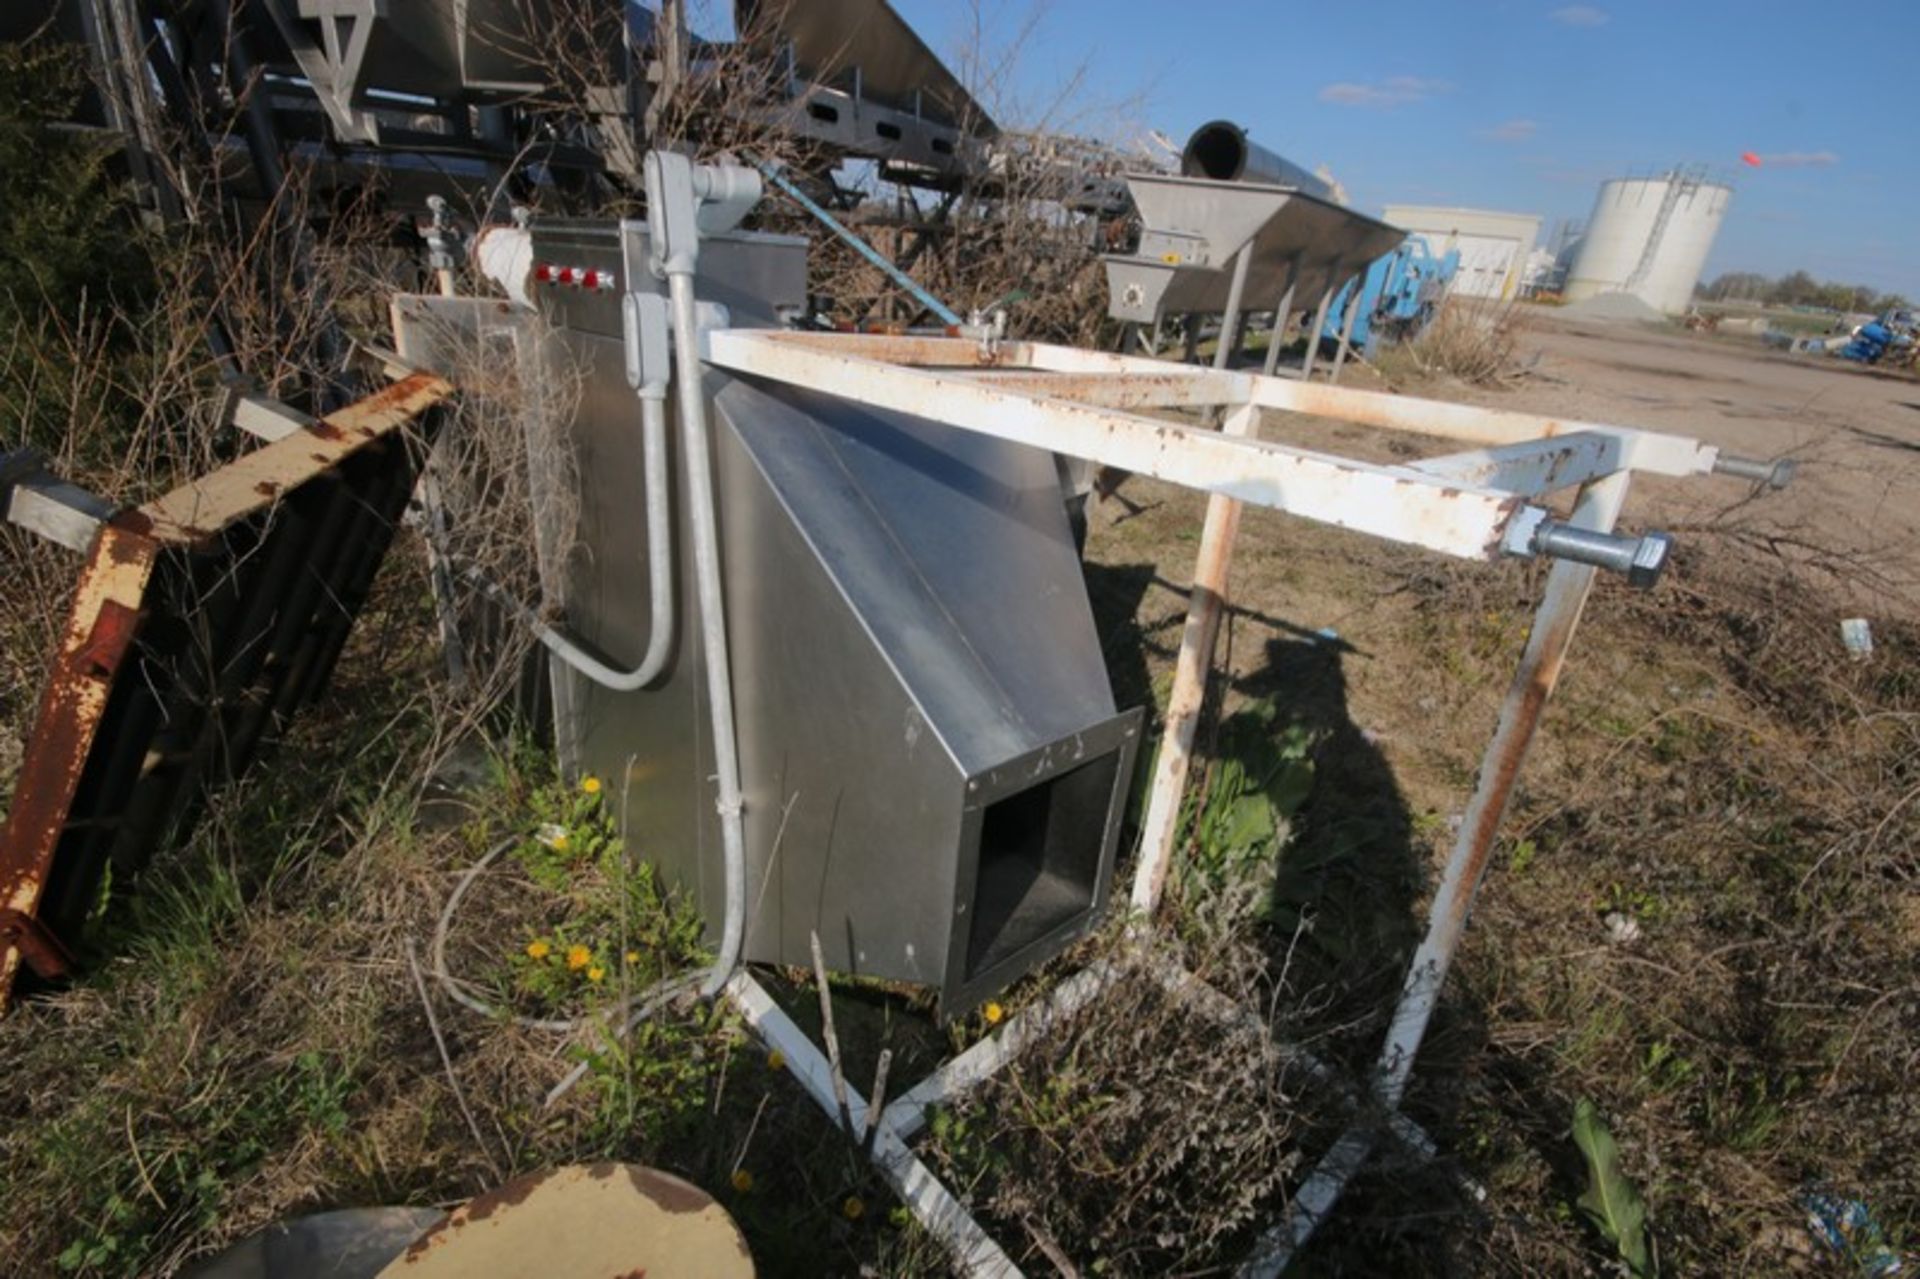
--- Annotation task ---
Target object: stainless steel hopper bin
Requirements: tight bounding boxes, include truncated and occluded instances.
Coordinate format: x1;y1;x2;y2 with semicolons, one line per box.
529;220;1141;1012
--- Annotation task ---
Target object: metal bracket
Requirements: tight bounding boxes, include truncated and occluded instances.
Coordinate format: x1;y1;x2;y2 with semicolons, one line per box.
643;151;762;279
261;0;385;143
218;386;318;442
622;291;673;397
0;908;75;981
2;448;112;552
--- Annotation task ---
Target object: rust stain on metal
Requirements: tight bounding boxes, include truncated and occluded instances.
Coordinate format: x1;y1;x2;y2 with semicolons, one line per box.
401;1168;555;1262
622;1165;712;1215
399;1219;452;1263
966;369;1223;411
137;373;451;546
107;509;154;538
768;329;1036;369
1442;593;1582;938
79;600;140;679
0;524;157;1001
0;374;452;1008
449;1172;544;1222
0;908;76;979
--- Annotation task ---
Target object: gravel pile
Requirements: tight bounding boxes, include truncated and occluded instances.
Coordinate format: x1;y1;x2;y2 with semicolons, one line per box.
1562;290;1666;322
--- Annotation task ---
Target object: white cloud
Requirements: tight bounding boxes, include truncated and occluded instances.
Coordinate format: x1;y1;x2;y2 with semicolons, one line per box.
1317;76;1455;109
1550;5;1610;26
1484;119;1540;141
1753;151;1839;168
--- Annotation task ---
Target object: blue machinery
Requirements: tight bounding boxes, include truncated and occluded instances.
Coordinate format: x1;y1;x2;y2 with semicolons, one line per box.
1840;311;1916;365
1320;235;1460;356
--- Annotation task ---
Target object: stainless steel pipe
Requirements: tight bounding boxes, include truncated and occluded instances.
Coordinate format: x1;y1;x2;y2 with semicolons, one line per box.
1182;119;1333;200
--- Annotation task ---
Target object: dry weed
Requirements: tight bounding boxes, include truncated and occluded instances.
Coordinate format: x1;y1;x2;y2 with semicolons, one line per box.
1374;296;1530;389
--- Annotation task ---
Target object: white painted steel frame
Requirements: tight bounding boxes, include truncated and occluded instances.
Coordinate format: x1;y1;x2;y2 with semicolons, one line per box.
706;330;1536;562
696;329;1734;1278
710;330;1720;478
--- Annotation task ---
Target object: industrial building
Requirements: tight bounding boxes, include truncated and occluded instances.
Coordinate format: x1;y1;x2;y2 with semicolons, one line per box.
1379;205;1542;300
1563;169;1732;314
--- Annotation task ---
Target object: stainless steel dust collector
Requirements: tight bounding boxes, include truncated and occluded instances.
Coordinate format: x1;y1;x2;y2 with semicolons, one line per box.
521;217;1140;1013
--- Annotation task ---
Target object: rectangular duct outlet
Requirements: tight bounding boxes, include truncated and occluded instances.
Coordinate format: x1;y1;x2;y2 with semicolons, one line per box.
965;751;1123;984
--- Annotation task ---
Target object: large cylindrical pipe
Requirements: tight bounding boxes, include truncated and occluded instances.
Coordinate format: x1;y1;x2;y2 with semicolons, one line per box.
1182;119;1333;200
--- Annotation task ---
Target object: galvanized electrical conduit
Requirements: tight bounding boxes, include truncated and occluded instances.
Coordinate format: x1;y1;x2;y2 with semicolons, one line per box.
464;223;677;692
434;165;753;1072
460;393;676;692
667;265;748;999
647;151;761;1000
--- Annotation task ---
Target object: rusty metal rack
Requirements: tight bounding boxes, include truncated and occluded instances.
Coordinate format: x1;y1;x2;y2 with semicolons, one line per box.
0;375;452;1006
697;326;1785;1275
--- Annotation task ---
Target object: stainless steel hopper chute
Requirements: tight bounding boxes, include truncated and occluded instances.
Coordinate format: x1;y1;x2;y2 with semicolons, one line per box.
496;214;1140;1015
1104;171;1405;327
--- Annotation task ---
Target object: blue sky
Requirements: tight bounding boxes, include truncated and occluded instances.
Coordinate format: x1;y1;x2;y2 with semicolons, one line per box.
883;0;1918;299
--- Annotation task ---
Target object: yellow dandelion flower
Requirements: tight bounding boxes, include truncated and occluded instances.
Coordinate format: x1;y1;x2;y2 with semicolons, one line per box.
586;965;606;983
624;950;640;965
982;1001;1005;1026
552;832;570;852
766;1049;786;1072
525;939;551;960
730;1169;754;1193
565;944;592;971
842;1195;865;1220
581;776;602;795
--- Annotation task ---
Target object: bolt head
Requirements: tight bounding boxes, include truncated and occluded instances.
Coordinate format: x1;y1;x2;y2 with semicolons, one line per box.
1627;532;1673;589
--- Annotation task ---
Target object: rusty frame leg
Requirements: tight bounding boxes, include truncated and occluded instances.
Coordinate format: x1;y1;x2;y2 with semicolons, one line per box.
1240;471;1631;1275
1129;402;1261;914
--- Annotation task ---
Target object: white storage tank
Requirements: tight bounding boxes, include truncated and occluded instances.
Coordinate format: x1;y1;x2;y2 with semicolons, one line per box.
1564;172;1732;315
1380;205;1542;301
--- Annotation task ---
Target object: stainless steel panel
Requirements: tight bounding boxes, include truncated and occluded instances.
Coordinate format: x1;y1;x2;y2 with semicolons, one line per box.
530;219;809;337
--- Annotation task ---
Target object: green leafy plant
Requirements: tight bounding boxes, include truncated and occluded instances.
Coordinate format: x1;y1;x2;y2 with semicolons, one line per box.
1178;698;1317;924
1572;1098;1655;1277
1597;881;1667;925
501;774;708;1014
